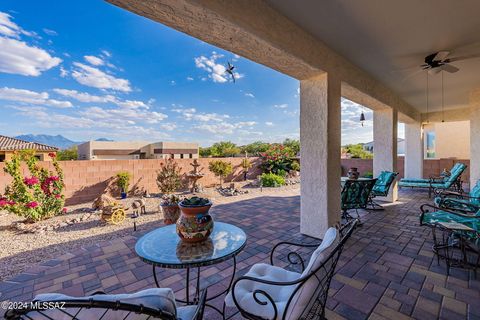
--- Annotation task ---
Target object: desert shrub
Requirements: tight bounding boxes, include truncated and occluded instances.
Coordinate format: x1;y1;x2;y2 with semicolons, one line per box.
290;160;300;172
362;171;373;178
1;150;65;222
208;160;233;186
116;171;131;193
260;173;285;187
57;146;78;161
261;144;294;174
157;158;183;195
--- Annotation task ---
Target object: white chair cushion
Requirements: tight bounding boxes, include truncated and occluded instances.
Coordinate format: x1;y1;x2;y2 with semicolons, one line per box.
225;263;301;319
284;227;339;319
27;288;177;320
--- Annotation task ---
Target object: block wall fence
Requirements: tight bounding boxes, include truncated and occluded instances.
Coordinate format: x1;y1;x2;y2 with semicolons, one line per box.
0;157;470;205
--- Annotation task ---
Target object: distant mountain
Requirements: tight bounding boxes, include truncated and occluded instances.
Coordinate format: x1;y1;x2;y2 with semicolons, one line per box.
15;134;78;149
14;134;115;149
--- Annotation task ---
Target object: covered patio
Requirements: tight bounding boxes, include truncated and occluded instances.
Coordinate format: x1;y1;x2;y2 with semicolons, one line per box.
1;190;479;319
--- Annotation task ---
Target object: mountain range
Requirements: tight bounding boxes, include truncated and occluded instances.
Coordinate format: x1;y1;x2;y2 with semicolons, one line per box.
15;134;113;149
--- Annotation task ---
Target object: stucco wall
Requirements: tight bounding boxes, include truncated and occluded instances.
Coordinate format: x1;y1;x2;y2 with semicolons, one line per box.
423;121;470;159
0;157;262;205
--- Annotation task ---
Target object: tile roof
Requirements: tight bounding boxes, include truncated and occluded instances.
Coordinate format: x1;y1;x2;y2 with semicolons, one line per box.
0;135;58;151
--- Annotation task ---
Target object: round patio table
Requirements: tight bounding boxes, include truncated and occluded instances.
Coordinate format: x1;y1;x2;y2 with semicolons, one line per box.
135;222;247;315
341;176;375;186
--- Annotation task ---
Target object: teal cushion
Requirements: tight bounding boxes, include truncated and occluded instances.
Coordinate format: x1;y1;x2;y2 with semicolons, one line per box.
372;171;396;196
469;180;480;205
435;197;479;213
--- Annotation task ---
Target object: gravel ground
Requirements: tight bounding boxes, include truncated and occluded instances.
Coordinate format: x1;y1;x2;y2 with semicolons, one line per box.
0;183;300;281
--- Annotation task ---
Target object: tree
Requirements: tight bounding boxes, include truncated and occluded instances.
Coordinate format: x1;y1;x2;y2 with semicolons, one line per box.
199;147;212;157
208;160;233;186
282;139;300;155
343;144;373;159
209;141;240;157
240;141;271;156
156;158;183;195
57;146;78;161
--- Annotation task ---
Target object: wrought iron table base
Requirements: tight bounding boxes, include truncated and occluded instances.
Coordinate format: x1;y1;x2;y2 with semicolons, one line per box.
152;256;239;319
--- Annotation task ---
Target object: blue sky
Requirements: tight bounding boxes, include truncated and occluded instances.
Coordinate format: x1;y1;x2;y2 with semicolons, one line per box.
0;0;399;146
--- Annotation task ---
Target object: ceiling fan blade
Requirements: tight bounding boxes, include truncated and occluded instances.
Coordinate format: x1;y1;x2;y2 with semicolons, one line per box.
434;51;450;61
400;68;425;82
448;53;480;62
428;68;442;75
441;64;459;73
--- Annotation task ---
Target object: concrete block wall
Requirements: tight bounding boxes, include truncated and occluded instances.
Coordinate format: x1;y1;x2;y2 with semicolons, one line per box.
0;158;262;205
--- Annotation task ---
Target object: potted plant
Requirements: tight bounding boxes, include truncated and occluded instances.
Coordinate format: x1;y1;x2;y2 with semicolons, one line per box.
177;196;213;243
157;158;183;224
116;171;131;199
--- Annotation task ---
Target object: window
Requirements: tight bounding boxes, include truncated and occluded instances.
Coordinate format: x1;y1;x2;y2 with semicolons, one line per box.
170;154;174;159
180;154;184;159
0;154;5;162
189;154;193;159
425;131;436;158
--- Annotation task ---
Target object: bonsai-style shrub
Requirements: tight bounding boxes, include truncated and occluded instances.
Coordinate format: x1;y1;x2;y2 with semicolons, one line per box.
157;158;183;197
260;173;285;187
116;171;131;193
208;160;233;186
241;158;252;181
261;144;294;175
1;150;65;222
180;196;211;206
290;160;300;172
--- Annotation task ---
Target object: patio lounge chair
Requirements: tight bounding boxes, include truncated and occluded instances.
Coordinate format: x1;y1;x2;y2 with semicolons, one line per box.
398;162;466;198
434;179;480;214
4;288;206;320
420;204;480;231
368;171;398;210
225;220;357;320
341;179;377;224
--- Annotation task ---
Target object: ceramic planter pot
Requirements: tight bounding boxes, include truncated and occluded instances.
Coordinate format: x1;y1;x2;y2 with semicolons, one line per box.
161;204;180;225
347;167;359;180
176;200;213;243
121;191;127;199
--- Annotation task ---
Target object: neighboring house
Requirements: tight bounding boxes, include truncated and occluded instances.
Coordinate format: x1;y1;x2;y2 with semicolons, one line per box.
0;135;58;162
77;141;199;160
362;138;405;155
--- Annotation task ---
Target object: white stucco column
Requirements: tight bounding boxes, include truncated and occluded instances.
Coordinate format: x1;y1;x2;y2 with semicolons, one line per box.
470;90;480;188
404;122;424;179
300;73;341;238
373;108;398;202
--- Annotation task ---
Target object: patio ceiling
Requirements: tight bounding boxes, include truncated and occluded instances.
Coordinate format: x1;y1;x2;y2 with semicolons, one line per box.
266;0;480;113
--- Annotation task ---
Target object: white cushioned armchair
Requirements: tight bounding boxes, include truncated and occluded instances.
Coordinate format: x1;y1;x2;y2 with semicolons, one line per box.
225;220;357;320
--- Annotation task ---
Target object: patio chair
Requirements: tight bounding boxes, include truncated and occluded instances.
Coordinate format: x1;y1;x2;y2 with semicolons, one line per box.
4;288;207;320
399;162;466;198
341;179;377;224
368;171;398;210
224;220;357;320
434;179;480;214
420;204;480;230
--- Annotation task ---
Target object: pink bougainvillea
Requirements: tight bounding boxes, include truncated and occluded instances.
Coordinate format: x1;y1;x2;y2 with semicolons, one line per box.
2;150;65;222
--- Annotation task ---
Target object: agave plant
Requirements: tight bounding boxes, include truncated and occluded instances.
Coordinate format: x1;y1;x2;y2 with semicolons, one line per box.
180;196;210;207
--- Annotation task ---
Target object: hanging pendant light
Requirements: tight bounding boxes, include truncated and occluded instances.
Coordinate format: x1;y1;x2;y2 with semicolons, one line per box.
425;70;429;124
441;70;445;122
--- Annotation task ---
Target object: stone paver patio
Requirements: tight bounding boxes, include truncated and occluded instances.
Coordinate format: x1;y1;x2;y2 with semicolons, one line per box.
1;190;479;319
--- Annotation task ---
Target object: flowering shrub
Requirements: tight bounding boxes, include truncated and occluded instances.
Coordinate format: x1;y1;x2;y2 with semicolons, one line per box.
1;150;65;222
260;173;285;187
260;144;295;174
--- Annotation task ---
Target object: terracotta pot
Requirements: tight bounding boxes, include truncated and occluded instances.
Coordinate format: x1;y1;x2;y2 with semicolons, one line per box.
176;201;214;243
347;167;359;180
161;204;180;225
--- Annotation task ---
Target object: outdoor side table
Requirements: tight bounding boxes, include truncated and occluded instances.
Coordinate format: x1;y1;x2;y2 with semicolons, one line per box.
431;221;480;275
135;221;247;316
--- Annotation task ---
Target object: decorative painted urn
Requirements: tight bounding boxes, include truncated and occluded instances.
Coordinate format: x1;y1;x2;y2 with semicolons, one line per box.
347;167;359;180
160;195;181;225
176;197;213;243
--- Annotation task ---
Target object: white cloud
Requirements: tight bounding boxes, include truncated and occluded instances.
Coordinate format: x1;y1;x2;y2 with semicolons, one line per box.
0;12;33;38
186;76;194;81
245;92;255;98
0;87;72;108
42;28;57;36
170;80;176;85
194;121;256;135
0;37;62;76
171;107;229;122
194;51;243;83
265;121;274;126
71;62;131;92
53;88;148;109
84;55;104;66
101;50;111;58
274;104;288;109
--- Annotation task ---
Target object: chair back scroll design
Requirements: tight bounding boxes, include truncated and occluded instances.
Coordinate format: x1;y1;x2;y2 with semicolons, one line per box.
341;179;377;210
232;220;358;320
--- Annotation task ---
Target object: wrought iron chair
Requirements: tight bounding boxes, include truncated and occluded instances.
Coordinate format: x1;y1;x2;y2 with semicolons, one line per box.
341;179;377;224
4;288;207;320
368;171;398;210
399;162;466;198
224;220;357;320
434;179;480;214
